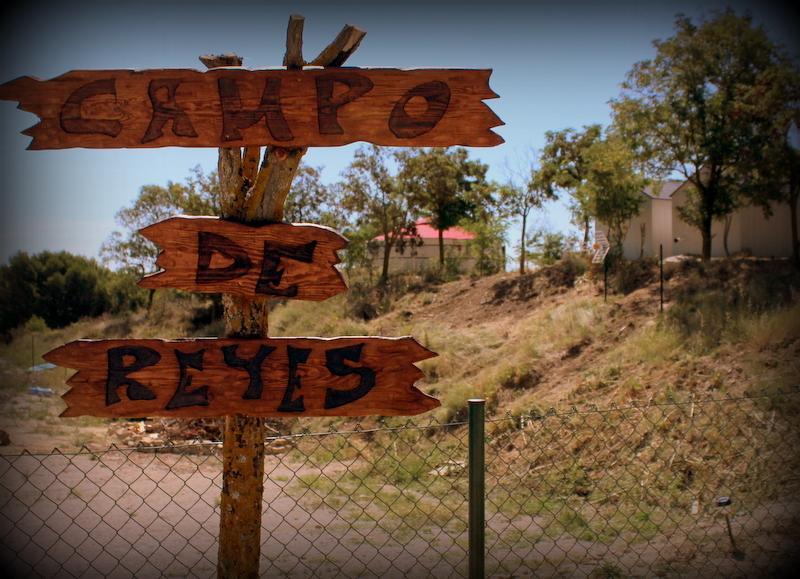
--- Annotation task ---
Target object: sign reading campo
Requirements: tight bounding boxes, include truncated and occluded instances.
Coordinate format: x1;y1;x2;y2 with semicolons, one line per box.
0;68;503;149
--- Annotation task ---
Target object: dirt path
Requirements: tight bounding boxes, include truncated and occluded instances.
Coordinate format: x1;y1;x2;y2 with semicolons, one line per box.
2;448;797;578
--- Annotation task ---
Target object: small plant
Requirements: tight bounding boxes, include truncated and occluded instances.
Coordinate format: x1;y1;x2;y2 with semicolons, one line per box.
589;561;625;578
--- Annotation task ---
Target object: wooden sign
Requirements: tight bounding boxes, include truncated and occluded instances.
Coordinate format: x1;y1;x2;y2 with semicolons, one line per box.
43;337;438;418
592;230;610;264
139;217;347;300
0;68;503;149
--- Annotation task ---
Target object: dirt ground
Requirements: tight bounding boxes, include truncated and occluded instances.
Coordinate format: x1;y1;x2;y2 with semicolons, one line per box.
1;446;798;578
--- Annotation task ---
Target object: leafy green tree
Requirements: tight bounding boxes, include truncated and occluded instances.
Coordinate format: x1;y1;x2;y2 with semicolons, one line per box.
463;217;507;277
611;10;793;260
398;147;491;266
582;137;648;257
538;125;603;248
499;169;553;274
0;251;145;334
341;145;418;286
736;66;800;263
100;166;219;275
0;253;37;334
284;163;347;228
526;230;566;268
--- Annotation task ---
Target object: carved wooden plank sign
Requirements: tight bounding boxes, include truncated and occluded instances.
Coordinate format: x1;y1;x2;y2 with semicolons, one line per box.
43;337;438;418
0;68;503;149
139;217;347;300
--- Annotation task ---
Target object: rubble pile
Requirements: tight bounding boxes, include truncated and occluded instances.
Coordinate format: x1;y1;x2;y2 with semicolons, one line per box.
108;418;294;455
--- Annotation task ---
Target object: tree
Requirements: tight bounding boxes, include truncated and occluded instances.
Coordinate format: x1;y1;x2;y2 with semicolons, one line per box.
582;137;648;257
284;163;347;228
736;65;800;263
398;147;491;266
611;10;794;260
463;217;507;277
499;170;553;275
0;251;145;334
341;145;417;285
527;230;567;267
538;125;603;248
100;166;219;275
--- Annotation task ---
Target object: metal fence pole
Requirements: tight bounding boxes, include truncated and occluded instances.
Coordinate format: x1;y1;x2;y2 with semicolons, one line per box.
469;398;486;579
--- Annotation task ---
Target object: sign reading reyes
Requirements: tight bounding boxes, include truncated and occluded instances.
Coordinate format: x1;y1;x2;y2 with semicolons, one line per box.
139;217;347;300
0;68;503;149
44;337;438;418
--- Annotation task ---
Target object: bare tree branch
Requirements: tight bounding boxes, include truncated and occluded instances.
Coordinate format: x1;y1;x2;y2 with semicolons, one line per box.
310;24;366;67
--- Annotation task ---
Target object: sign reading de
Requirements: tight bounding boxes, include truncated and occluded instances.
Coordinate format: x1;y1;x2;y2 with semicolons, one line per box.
44;337;438;418
0;68;503;149
139;217;347;300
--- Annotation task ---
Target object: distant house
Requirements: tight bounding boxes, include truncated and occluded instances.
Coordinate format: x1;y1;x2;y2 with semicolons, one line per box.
598;178;796;260
371;218;486;273
618;180;682;259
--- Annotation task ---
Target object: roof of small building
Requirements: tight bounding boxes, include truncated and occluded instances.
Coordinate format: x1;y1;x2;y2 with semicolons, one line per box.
373;218;475;241
643;180;684;200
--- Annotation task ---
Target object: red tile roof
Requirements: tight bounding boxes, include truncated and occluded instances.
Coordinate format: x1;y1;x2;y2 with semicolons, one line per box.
373;218;475;241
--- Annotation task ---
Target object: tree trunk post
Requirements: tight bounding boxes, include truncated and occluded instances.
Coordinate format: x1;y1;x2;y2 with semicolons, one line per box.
660;243;664;313
723;215;732;258
381;240;392;285
790;191;799;265
582;216;590;251
701;213;713;262
439;227;445;267
205;18;366;577
519;212;527;275
203;52;270;579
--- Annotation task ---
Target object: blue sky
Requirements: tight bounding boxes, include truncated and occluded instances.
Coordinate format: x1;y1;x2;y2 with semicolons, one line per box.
0;0;797;264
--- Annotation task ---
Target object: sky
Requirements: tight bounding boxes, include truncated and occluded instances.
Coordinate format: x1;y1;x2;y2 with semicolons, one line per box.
0;0;797;265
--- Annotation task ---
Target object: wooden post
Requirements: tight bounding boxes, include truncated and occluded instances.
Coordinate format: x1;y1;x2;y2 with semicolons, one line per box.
204;49;269;579
209;16;366;578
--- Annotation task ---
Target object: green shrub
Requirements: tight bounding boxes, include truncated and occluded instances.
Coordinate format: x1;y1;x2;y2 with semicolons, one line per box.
666;260;800;349
0;251;146;335
611;258;656;294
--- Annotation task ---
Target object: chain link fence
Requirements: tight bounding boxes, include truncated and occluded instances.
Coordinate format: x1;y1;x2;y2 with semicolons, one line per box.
1;390;799;577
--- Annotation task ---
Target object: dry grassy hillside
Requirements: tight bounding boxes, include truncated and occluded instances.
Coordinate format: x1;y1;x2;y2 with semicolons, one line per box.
0;258;798;451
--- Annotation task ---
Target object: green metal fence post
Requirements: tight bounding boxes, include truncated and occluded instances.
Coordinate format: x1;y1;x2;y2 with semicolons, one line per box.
469;398;486;579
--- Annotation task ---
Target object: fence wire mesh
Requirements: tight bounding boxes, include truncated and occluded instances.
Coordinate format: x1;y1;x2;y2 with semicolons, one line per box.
1;390;799;578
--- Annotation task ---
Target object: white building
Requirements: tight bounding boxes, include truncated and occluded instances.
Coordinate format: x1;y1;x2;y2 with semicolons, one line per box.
599;178;796;259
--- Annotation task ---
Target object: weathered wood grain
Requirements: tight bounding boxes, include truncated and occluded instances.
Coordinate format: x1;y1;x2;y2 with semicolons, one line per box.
0;68;503;149
44;337;438;418
138;217;347;300
283;15;306;68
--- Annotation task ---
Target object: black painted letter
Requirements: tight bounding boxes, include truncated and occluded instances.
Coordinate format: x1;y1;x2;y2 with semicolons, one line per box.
196;232;252;284
389;81;450;138
324;343;376;409
165;350;209;410
256;240;317;297
277;346;311;412
105;346;160;406
315;73;373;135
222;344;276;400
218;77;292;142
60;79;122;137
142;79;198;143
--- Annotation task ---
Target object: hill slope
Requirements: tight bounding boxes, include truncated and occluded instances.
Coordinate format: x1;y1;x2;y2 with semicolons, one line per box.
0;258;798;450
